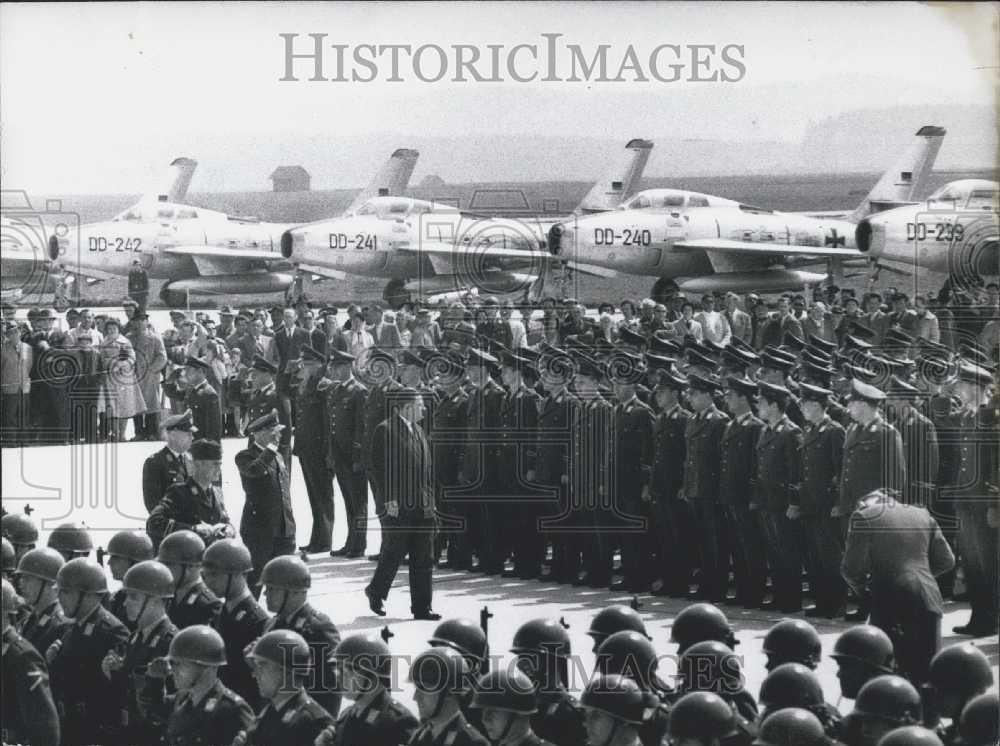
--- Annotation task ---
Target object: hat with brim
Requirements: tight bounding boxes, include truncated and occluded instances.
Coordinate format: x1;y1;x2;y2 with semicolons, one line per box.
250;356;278;374
687;372;722;393
245;409;285;436
847;378;886;403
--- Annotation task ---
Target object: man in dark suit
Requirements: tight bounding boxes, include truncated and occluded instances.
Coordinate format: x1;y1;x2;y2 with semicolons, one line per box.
141;410;196;513
679;372;730;601
719;376;766;608
324;348;369;558
797;383;847;618
182;356;222;443
146;439;235;549
842;489;955;684
273;307;310;433
364;388;440;621
235;411;296;592
293;345;334;554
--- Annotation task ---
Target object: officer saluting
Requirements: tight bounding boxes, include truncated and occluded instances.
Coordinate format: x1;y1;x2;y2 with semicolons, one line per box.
244;356;291;464
147;439;235;549
142;409;196;514
292;344;334;554
236;410;297;592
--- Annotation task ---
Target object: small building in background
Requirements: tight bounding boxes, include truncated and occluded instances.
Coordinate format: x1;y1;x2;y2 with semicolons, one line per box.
270;165;311;192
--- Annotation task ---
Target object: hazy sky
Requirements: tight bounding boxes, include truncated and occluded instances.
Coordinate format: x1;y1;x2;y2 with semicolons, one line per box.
2;2;996;193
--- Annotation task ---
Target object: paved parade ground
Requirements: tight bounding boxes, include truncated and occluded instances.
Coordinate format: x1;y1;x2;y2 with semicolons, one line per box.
4;436;996;715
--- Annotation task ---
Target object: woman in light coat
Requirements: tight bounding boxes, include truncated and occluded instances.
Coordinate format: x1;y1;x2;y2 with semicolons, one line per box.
126;313;167;440
100;318;146;440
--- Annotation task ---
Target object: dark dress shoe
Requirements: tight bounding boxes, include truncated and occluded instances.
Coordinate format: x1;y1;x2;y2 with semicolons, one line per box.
346;551;365;559
367;554;381;562
330;547;350;557
953;621;998;637
501;568;520;578
609;580;629;592
758;600;781;611
365;589;386;617
844;608;868;622
413;610;442;621
571;574;589;587
804;605;834;619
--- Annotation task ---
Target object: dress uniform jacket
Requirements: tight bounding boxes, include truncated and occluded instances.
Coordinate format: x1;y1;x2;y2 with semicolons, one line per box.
264;603;342;717
613;395;656;498
681;405;729;500
1;625;60;746
246;689;335;745
212;592;268;711
535;390;577;486
409;711;490;746
431;387;470;492
20;602;69;657
142;446;192;514
185;379;223;443
800;415;844;516
649;404;692;594
650;404;688;500
837;415;906;515
326;377;369;552
530;688;588;746
235;443;297;579
141;677;254;746
48;604;130;745
365;378;407;511
892;406;939;506
332;688;419;746
169;580;223;630
147;477;233;548
718;412;764;507
755;416;803;513
462;378;507;569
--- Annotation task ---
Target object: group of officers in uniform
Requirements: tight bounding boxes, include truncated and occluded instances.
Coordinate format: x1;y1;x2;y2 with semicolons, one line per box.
2;509;998;746
1;292;998;746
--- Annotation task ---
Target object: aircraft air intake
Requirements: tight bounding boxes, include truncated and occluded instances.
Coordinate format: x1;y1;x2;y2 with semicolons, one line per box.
855;220;873;253
280;230;294;259
547;223;564;255
48;234;60;261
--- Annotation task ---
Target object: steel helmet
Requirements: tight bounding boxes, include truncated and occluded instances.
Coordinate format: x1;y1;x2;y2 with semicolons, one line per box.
470;668;538;715
202;539;253;575
762;619;822;669
409;646;470;695
959;691;999;746
15;547;65;582
678;640;743;694
107;531;155;564
156;530;206;566
753;707;827;746
587;605;650;646
594;630;662;690
853;675;922;726
929;643;993;702
876;726;944;746
334;634;393;682
580;673;654;725
1;578;20;618
122;560;175;598
1;537;15;573
758;663;825;712
56;558;108;594
668;692;738;739
429;618;488;663
671;603;737;652
47;522;94;554
260;555;311;591
168;625;227;667
830;624;894;673
250;629;312;670
2;513;39;546
510;618;571;658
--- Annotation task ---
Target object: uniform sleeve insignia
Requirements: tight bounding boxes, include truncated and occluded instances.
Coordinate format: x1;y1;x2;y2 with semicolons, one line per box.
205;698;218;712
235;611;246;622
444;732;457;746
365;709;379;724
27;667;48;690
282;708;296;723
294;617;305;630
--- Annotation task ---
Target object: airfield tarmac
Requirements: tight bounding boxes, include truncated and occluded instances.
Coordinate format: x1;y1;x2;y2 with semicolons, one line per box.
3;428;997;714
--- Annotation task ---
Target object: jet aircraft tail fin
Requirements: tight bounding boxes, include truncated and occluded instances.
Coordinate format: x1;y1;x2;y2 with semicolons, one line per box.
345;148;420;214
576;138;653;214
850;126;945;222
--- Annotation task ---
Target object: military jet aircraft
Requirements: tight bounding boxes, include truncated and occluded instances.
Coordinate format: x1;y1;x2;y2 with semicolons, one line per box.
279;138;654;304
855;178;998;284
545;126;946;299
42;150;419;306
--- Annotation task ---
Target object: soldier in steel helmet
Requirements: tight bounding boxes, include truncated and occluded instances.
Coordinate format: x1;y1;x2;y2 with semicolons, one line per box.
13;547;68;654
105;530;156;631
48;557;129;745
140;624;254;746
471;667;554;746
408;646;489;746
157;529;223;630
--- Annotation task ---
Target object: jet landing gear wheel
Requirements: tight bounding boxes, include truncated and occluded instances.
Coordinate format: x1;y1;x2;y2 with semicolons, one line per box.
159;284;187;308
382;279;412;309
650;278;679;305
